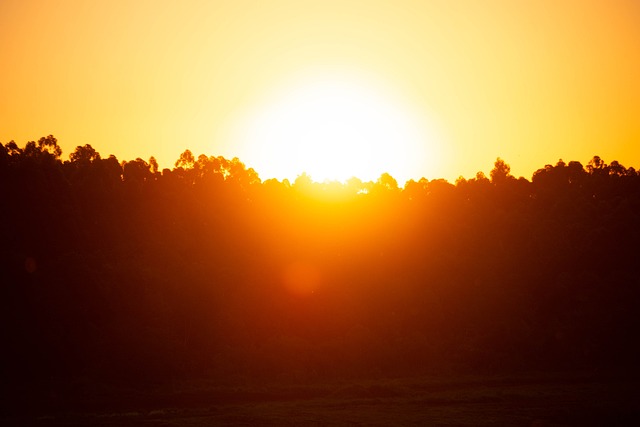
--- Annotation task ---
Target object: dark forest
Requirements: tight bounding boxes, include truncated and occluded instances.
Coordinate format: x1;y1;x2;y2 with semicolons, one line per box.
1;136;639;422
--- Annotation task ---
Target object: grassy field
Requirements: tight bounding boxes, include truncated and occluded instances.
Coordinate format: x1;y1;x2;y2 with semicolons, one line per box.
3;371;638;426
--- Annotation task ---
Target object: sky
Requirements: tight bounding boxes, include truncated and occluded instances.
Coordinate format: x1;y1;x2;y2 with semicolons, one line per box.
1;0;639;183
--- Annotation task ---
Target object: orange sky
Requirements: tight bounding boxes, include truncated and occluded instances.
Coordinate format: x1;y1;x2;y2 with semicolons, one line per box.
1;0;639;183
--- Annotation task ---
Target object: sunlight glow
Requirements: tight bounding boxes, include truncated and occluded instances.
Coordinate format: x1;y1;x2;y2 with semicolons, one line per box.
283;261;321;297
230;71;443;183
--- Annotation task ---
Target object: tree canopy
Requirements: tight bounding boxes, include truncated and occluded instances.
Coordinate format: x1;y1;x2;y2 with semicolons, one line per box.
1;136;639;394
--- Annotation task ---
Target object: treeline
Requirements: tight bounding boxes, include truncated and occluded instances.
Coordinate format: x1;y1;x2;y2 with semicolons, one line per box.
1;136;640;391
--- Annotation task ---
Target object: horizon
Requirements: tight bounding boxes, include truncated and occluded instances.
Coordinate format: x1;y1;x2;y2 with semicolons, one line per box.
3;134;633;186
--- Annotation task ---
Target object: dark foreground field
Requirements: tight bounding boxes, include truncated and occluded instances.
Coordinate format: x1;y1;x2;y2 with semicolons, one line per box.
3;372;638;426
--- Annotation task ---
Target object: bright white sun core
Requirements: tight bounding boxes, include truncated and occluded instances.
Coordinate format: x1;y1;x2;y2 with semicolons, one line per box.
227;72;443;184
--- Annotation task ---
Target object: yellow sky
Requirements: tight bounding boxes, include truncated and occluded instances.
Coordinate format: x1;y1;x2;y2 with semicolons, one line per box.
1;0;639;182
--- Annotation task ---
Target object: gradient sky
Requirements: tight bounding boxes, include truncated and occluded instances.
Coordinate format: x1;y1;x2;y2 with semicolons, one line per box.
1;0;639;182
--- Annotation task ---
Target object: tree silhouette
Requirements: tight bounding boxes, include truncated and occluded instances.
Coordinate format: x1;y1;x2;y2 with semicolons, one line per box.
37;134;62;158
376;172;399;191
149;156;159;175
1;135;639;397
69;144;101;164
490;157;512;184
175;149;195;169
123;157;152;183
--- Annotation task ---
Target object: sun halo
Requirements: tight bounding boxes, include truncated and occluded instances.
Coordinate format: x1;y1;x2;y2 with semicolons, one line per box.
229;72;443;184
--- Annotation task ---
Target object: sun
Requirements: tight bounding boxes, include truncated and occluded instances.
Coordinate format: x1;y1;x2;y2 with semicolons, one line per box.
228;70;443;184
